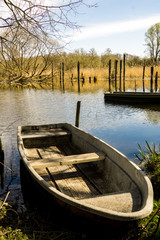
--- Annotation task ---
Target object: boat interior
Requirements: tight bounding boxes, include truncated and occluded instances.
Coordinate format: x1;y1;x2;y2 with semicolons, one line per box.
21;125;142;213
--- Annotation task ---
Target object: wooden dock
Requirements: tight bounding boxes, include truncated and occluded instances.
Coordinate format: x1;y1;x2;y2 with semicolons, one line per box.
104;92;160;104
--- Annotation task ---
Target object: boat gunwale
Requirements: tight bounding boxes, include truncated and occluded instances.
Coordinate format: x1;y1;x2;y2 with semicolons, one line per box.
17;122;153;221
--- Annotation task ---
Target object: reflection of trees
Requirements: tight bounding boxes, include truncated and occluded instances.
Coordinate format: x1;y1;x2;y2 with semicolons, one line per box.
145;109;160;125
104;97;160;126
131;104;160;125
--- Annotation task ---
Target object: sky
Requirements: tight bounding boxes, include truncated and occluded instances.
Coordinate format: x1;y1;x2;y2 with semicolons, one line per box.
66;0;160;57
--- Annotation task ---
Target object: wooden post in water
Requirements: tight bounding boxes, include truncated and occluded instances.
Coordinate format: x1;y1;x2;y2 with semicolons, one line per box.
71;73;73;82
60;63;62;83
142;62;145;92
109;59;111;92
62;62;65;91
123;54;125;92
75;101;81;128
114;60;118;92
0;137;4;189
150;66;154;92
82;73;85;84
94;76;97;83
155;72;158;92
77;61;80;92
135;80;137;92
62;62;64;83
119;60;122;92
51;62;54;90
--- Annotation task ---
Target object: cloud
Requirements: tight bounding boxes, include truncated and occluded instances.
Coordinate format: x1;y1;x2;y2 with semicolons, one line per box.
71;15;160;41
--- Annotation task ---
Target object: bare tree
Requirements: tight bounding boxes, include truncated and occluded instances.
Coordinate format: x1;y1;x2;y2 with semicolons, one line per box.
0;1;96;82
0;0;94;43
0;28;59;81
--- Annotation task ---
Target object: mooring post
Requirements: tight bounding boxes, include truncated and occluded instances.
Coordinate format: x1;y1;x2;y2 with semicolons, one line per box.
123;54;125;92
150;66;154;93
62;62;64;83
82;75;85;85
61;62;65;91
114;60;118;92
51;62;54;90
119;60;122;92
109;59;111;92
0;136;4;189
155;72;158;92
142;62;145;92
75;101;81;128
94;76;97;83
71;73;73;82
77;61;80;92
60;63;62;83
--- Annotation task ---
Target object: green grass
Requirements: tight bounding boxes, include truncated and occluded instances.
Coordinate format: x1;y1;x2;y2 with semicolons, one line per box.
135;141;160;200
131;141;160;239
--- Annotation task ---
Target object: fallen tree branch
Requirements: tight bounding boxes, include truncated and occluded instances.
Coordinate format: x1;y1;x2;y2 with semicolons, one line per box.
0;191;10;210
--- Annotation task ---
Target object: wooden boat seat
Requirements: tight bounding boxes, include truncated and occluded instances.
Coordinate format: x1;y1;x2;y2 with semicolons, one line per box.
30;152;105;168
22;128;71;147
79;189;142;213
22;128;71;139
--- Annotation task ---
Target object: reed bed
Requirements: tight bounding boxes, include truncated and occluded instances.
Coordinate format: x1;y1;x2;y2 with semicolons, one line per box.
65;66;160;80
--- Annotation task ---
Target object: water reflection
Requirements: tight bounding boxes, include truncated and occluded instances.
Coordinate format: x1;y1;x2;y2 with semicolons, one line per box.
104;100;160;125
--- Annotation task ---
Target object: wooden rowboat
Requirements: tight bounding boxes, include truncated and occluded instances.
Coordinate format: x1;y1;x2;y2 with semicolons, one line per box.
18;123;153;228
104;91;160;103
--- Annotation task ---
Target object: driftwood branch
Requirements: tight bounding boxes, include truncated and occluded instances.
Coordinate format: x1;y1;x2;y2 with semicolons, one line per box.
0;191;10;210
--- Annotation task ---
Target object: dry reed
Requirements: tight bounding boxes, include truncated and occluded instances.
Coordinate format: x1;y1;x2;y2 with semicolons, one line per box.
65;66;160;80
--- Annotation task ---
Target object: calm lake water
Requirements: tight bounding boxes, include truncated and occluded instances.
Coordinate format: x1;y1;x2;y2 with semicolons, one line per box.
0;80;160;208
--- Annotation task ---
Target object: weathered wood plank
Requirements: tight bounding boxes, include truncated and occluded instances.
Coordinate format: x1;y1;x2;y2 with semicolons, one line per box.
33;167;56;188
24;148;40;160
47;165;99;199
76;163;109;194
30;152;105;168
22;128;71;148
37;146;64;159
22;128;71;138
28;145;101;199
60;140;108;194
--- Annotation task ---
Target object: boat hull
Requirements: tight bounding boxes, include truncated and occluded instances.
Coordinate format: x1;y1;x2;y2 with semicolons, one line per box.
20;159;134;234
18;122;153;231
104;92;160;103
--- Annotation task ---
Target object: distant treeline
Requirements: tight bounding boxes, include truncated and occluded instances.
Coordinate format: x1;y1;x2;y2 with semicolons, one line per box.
57;48;153;70
0;47;157;83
